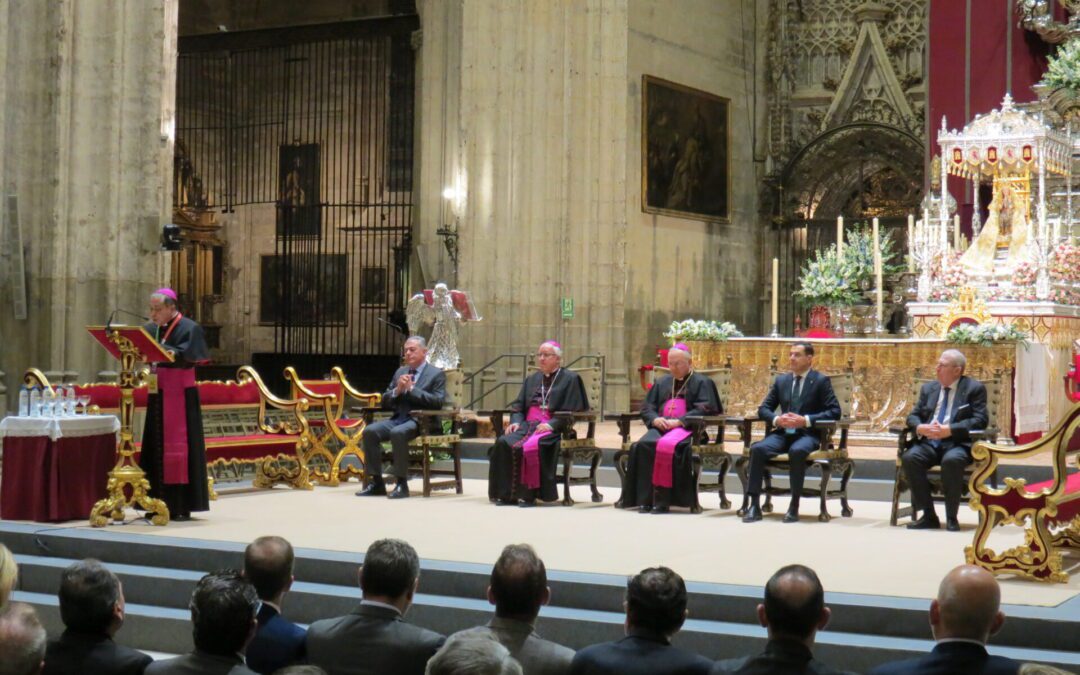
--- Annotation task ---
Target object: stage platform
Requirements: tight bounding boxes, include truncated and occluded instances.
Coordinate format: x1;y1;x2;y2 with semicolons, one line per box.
3;476;1080;671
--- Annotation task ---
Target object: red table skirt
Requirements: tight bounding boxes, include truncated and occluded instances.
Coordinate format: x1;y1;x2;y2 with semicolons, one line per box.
1;432;117;522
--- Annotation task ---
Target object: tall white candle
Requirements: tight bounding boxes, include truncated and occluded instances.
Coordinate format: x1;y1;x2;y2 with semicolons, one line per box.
907;214;915;272
771;257;779;328
923;208;931;247
836;216;844;258
875;247;883;325
953;215;961;249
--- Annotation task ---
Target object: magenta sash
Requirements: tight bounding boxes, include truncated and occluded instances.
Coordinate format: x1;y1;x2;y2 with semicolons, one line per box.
158;368;196;485
520;406;553;489
652;398;692;488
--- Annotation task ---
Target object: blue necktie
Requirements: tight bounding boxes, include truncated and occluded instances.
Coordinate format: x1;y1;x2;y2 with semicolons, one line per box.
785;375;802;435
936;387;951;423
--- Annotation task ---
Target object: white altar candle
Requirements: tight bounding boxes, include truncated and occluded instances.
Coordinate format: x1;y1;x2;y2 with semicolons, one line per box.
771;257;779;328
836;216;844;258
907;214;915;272
953;215;961;249
875;247;883;326
923;208;931;246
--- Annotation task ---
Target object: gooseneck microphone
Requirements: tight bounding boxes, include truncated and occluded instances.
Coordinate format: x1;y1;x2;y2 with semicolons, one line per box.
105;309;151;333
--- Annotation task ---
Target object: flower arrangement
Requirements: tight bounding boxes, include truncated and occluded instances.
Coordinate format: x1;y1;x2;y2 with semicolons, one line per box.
1012;260;1038;287
794;247;860;307
1050;241;1080;283
1040;40;1080;93
663;319;744;342
842;224;906;286
946;323;1029;347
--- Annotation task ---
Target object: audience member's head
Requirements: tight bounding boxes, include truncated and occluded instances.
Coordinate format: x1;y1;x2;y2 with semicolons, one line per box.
244;536;295;603
488;544;550;621
271;666;328;675
359;539;420;609
1018;664;1075;675
0;602;46;675
624;566;688;638
58;559;125;637
0;544;17;608
189;570;259;657
760;564;830;645
930;564;1004;643
425;630;523;675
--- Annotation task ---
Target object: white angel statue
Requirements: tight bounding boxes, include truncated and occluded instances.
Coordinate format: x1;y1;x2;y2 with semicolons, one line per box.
405;282;482;369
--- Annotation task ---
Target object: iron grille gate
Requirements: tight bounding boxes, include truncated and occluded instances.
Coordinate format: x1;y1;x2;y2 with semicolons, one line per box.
176;18;417;389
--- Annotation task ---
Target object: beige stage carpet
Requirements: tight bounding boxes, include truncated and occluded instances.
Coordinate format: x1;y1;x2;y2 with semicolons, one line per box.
50;479;1080;608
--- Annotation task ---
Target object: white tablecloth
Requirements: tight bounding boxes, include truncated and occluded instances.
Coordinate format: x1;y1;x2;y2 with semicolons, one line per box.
0;415;120;441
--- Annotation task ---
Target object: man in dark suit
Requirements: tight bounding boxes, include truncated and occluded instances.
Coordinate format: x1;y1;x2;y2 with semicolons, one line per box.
869;565;1019;675
743;342;841;523
570;566;712;675
902;349;989;531
243;536;305;674
306;538;445;675
146;571;259;675
358;336;447;499
454;544;574;675
711;565;848;675
43;559;152;675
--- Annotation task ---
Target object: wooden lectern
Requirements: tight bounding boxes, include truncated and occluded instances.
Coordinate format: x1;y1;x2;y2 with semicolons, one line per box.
87;325;174;526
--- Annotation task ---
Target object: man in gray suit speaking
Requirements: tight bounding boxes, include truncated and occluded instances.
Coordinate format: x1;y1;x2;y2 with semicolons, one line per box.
357;336;447;499
306;538;445;675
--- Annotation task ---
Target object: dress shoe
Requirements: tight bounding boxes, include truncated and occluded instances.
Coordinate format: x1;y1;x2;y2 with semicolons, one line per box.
518;498;536;508
388;482;410;499
906;515;941;530
782;510;799;523
946;517;961;532
650;505;670;514
495;498;516;506
355;482;387;497
742;504;763;523
173;514;191;522
638;504;654;514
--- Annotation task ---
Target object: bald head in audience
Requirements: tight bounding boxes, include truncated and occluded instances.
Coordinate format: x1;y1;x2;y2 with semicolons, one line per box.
759;564;830;648
931;564;1005;643
0;602;46;675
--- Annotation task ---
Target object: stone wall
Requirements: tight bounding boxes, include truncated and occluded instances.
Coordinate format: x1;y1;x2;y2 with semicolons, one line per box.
0;0;176;406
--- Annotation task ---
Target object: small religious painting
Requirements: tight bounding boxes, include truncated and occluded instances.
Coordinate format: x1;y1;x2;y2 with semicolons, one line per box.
277;143;321;237
259;253;347;326
641;75;730;222
360;266;388;307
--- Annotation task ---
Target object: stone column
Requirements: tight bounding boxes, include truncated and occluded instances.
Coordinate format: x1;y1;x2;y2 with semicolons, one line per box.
0;0;176;408
416;0;630;411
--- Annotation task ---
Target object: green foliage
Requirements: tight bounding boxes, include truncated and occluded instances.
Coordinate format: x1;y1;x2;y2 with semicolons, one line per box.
946;323;1029;347
793;247;860;307
1041;40;1080;92
843;224;906;285
663;319;744;342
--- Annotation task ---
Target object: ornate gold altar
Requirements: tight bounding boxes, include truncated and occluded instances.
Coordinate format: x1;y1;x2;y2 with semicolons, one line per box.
684;338;1016;440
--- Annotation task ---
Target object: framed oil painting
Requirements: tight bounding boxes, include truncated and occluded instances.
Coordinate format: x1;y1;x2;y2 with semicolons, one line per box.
641;75;730;222
277;143;321;238
259;253;347;326
360;266;388;307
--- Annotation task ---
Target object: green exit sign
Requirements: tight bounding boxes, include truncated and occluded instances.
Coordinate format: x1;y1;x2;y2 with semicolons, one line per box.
560;297;574;319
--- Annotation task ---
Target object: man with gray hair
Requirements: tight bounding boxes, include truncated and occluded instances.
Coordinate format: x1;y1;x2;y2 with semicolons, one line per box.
902;349;988;531
358;336;447;499
0;602;47;675
426;631;523;675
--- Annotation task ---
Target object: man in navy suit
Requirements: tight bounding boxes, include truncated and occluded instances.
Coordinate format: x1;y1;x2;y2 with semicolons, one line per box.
243;536;305;674
869;565;1018;675
570;566;712;675
358;336;447;499
743;342;841;523
902;349;989;531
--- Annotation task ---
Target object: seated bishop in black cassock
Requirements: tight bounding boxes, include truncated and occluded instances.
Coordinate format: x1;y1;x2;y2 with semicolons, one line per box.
488;341;590;506
619;343;721;514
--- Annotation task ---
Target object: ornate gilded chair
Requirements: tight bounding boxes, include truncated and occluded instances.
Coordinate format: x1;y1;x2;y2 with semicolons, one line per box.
359;368;465;497
486;366;603;505
888;370;1002;526
610;359;734;512
285;366;380;486
733;362;856;522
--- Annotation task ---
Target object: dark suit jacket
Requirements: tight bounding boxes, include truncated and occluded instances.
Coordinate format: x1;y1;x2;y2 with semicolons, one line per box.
570;633;713;675
144;650;257;675
381;363;447;424
711;638;851;675
758;369;841;437
508;369;590;436
306;603;445;675
245;603;306;674
868;640;1020;675
905;375;989;453
43;630;153;675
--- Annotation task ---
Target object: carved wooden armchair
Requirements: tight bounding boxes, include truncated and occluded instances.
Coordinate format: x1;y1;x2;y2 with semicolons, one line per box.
359;368;465;497
610;360;734;512
732;362;856;522
888;371;1002;526
966;401;1080;583
285;366;380;487
486;366;603;505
